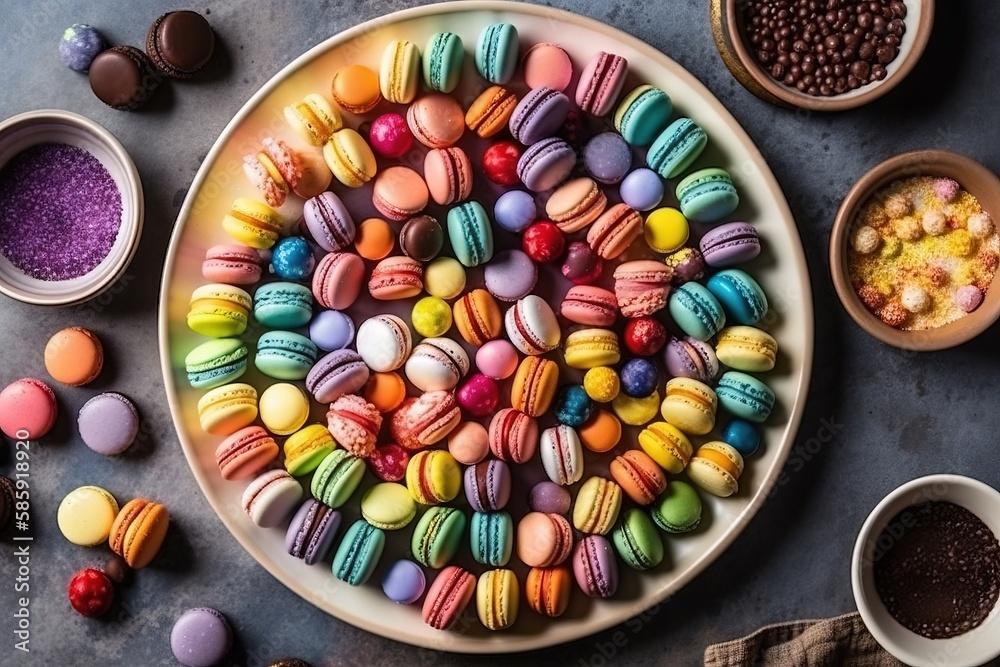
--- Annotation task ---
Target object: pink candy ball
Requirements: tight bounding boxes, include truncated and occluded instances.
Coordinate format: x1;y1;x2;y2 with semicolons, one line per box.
530;481;572;514
456;373;499;417
476;340;519;380
933;178;961;203
956;285;984;313
368;113;414;158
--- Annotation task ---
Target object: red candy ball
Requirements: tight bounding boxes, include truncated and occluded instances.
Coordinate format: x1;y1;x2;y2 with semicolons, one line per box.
456;374;499;417
482;141;522;186
522;222;565;263
368;113;414;158
624;317;667;357
561;241;603;284
368;443;410;482
68;568;114;617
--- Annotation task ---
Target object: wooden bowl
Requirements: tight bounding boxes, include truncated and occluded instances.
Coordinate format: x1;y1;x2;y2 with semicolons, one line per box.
711;0;934;111
829;150;1000;351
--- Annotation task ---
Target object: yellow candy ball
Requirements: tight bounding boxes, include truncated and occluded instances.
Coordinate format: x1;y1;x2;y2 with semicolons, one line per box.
583;366;620;403
411;296;453;337
612;390;661;426
644;207;689;254
424;257;467;299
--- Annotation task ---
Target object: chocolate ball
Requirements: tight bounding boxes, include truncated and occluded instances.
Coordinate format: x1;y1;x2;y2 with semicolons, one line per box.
399;215;444;262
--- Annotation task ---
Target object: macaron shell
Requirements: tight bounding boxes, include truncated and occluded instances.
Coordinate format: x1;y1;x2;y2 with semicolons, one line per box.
612;508;664;570
78;392;140;455
44;327;103;386
539;424;584;485
379;39;420;104
243;469;303;527
572;476;622;535
202;243;263;285
564;328;621;369
510;356;559;417
660;377;717;436
525;565;572;617
586;203;643;259
573;534;618;598
651;480;703;533
612;260;672;318
185;338;248;389
0;378;58;439
464;458;512;512
521;42;573;91
333;519;385;586
715;326;778;372
58;486;119;546
423;31;464;93
422;565;476;630
575;51;628;116
476;568;519;631
484;249;538;302
411;506;467;568
331;64;382;114
407;93;465;149
356;314;412;372
406;450;462;504
637;421;693;474
470;510;514;566
475;23;518;84
372;166;429;221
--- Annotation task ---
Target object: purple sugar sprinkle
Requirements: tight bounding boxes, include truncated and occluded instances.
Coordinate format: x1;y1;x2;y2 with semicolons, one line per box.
0;143;122;281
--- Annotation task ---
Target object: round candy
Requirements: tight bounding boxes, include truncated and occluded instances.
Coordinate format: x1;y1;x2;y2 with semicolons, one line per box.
59;24;107;72
484;249;538;302
494;190;536;233
583;132;632;185
368;443;410;482
644;207;689;254
530;481;571;515
171;608;233;667
619;168;664;211
448;421;490;465
411;296;453;338
424;257;467;299
456;374;499;417
611;390;660;426
68;568;114;617
482;141;522;186
720;418;761;457
0;377;57;439
271;236;315;280
522;222;565;263
365;372;407;413
623;317;667;356
369;112;414;158
553;384;594;427
583;366;620;403
309;310;355;351
354;218;395;260
400;215;444;261
521;42;573;91
382;559;426;604
259;383;309;436
561;241;603;285
619;358;659;397
956;285;984;312
476;340;519;380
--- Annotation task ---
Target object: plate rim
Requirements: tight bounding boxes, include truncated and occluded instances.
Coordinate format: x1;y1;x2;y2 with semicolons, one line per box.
158;0;815;653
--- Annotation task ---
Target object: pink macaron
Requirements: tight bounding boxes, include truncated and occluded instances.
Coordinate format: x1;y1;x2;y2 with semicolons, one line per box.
517;512;573;568
202;244;262;285
407;93;465;149
488;408;539;464
312;252;365;310
613;260;673;318
0;378;57;439
368;256;424;300
560;285;619;326
573;534;619;597
422;565;476;630
586;203;643;259
423;147;473;206
327;394;382;458
575;52;628;116
215;426;279;481
371;166;429;221
390;390;461;450
521;42;573;91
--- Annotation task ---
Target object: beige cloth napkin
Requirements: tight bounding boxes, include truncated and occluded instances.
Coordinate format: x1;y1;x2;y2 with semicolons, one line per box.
703;612;905;667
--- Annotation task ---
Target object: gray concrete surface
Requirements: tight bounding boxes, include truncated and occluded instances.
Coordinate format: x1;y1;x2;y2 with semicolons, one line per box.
1;0;998;665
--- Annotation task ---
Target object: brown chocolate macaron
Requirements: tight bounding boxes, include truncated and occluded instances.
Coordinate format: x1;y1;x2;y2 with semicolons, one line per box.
146;10;214;79
400;215;444;262
88;45;160;110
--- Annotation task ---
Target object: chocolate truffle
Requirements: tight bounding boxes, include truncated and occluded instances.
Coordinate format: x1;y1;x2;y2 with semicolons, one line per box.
399;215;444;262
88;45;160;111
146;10;215;79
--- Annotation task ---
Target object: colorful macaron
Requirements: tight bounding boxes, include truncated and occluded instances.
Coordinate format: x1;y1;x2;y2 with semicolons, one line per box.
700;222;762;267
668;282;726;341
221;197;282;249
505;295;561;355
517;512;573;568
423;31;464;92
660;377;717;435
404;337;469;392
539;424;584;486
572;476;622;535
58;485;119;546
613;260;673;318
283;424;335;477
564;329;621;369
411;506;467;568
323;128;377;187
706;269;769;326
254;331;317;380
525;565;572;618
78;392;140;456
382;560;426;605
510;356;559;417
561;285;619;327
285;499;341;565
573;534;618;598
476;568;519;631
470;510;514;566
586;203;643;259
651;480;703;533
475;23;519;84
406;450;462;504
637;421;693;474
331;64;381;114
488;408;539;464
302;191;355;252
197;383;257;436
333;519;385;586
447;201;494;267
546;177;608;233
379;39;421;104
254;282;313;328
466;85;519;138
311;448;366;508
202;243;263;285
187;284;252;338
715;326;778;372
216;426;279;481
356;314;412;372
424;147;473;206
509;86;571;145
368;256;424;300
664;336;720;384
676;167;740;223
614;85;673;146
44;327;104;386
326;394;382;458
242;468;302;528
646;118;708;180
185;338;248;389
687;441;745;497
311;252;365;310
391;391;461;450
284;93;342;146
464;458;511;512
361;482;417;530
305;349;370;404
612;508;664;570
517;137;576;192
575;51;628;116
422;566;476;630
109;498;169;568
453;289;502;346
716;371;775;423
610;449;667;505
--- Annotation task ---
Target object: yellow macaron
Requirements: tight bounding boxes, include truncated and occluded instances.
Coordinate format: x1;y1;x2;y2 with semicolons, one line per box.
563;329;621;369
186;284;252;338
715;326;778;372
57;485;120;546
259;383;310;436
660;377;717;435
406;450;462;505
611;390;660;426
221;197;283;249
424;257;467;299
324;128;377;187
197;383;258;436
637;421;693;474
687;441;745;497
477;568;519;631
283;423;335;476
284;93;342;146
379;39;421;104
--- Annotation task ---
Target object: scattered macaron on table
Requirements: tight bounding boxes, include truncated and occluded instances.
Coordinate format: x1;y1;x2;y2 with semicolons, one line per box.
160;2;811;651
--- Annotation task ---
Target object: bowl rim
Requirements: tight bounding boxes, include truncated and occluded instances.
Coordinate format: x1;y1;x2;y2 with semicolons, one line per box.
829;149;1000;351
0;108;144;307
720;0;935;112
851;474;1000;667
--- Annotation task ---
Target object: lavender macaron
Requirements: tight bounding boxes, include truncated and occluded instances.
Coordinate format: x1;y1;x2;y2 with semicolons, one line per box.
304;349;370;403
573;534;618;598
509;86;570;145
664;336;719;384
302;191;356;252
308;310;355;351
170;607;233;667
382;559;426;604
583;132;632;185
484;249;538;302
699;222;761;268
464;459;512;512
517;137;576;192
78;392;140;456
285;499;341;565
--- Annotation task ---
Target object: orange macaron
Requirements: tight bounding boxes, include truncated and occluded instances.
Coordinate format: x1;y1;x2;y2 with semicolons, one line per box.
525;565;572;617
44;327;104;386
578;409;622;453
609;449;667;505
108;498;170;569
510;356;559;417
453;289;502;347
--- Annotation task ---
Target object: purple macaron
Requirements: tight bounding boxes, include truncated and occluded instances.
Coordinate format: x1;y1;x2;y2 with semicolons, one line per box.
305;349;370;404
493;190;537;233
382;559;426;604
302;191;356;252
699;222;761;268
170;607;232;667
573;534;619;598
664;336;719;384
517;137;577;191
583;132;632;185
309;310;355;351
78;392;139;456
483;249;538;302
285;499;341;565
509;86;570;145
619;168;664;211
464;459;512;512
529;481;571;515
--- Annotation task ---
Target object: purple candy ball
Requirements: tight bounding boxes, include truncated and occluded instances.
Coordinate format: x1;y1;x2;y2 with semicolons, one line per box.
59;23;107;72
484;249;538;301
619;168;664;211
530;481;572;515
382;559;426;604
309;310;355;351
583;132;632;185
494;190;537;233
170;608;232;667
619;358;659;398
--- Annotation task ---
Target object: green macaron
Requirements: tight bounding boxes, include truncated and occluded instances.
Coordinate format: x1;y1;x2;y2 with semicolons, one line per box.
411;506;467;568
651;481;703;534
311;449;366;508
254;331;318;380
676;167;740;223
447;201;494;267
185;338;248;389
475;22;518;84
612;508;664;570
470;510;513;567
253;282;313;328
360;482;416;530
646;117;707;179
614;85;673;147
423;32;464;93
332;519;385;586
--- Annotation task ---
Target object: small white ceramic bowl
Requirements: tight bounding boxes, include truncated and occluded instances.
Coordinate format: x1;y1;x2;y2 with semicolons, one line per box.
852;474;1000;667
0;109;143;306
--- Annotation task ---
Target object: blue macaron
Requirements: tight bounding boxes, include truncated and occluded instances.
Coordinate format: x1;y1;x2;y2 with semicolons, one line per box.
619;358;659;398
254;282;313;328
184;338;248;389
716;371;775;423
475;23;519;84
554;384;595;427
706;269;768;325
423;31;464;93
668;282;726;341
332;519;385;586
676;168;740;223
255;331;318;380
308;310;355;351
720;418;761;457
646;118;707;179
615;85;673;146
270;236;316;281
470;510;513;567
447;201;494;267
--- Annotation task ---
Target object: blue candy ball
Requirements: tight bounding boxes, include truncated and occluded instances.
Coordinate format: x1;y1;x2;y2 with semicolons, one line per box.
271;237;316;280
619;168;665;211
554;385;594;427
619;358;659;398
59;24;107;72
720;418;760;458
493;190;536;233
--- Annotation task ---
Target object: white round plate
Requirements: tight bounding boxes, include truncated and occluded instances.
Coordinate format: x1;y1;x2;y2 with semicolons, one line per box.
159;0;814;653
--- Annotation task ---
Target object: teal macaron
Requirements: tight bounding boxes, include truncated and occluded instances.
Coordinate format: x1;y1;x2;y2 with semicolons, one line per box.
332;519;385;586
650;480;702;533
646;118;707;179
676;168;740;223
185;338;248;389
423;32;464;93
475;22;518;84
447;201;494;267
253;282;313;328
254;331;318;380
411;506;467;568
706;269;768;325
311;449;366;509
668;282;726;341
470;510;513;567
612;508;664;570
614;85;673;147
716;371;775;423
